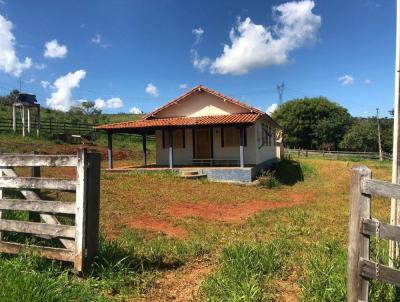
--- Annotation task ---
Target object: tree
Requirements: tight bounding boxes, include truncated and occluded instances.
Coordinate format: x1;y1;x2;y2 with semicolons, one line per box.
0;89;19;105
339;117;393;152
272;97;352;149
68;101;101;116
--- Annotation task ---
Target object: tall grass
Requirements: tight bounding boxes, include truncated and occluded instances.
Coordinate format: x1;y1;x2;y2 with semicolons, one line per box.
200;239;290;302
0;254;107;302
0;230;211;301
300;239;398;302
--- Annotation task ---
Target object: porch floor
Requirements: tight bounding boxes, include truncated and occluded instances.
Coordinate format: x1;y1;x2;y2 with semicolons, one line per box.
104;164;254;172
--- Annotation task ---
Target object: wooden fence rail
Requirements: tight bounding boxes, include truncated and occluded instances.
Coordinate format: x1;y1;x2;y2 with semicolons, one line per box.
347;166;400;301
287;148;392;160
0;148;100;272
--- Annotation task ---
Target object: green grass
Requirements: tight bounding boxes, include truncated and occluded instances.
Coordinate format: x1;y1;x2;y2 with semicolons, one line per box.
200;239;290;302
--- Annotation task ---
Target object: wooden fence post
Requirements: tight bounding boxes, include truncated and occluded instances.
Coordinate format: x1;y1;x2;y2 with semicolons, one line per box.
29;153;41;223
84;151;101;269
74;148;88;272
347;166;372;302
0;166;3;241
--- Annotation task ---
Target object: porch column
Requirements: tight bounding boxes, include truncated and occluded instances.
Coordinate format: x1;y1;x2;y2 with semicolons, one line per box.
12;104;16;132
168;128;173;169
21;106;25;137
27;107;31;134
107;132;113;169
36;105;40;137
239;127;245;168
142;133;147;166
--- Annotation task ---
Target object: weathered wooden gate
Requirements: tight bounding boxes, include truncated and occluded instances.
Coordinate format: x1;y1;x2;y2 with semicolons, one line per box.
0;148;100;272
348;166;400;301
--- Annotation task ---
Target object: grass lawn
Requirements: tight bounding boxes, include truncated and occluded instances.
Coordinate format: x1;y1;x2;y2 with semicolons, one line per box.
0;146;398;301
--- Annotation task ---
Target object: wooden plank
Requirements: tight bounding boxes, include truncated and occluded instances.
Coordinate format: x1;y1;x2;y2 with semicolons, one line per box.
0;155;78;167
347;166;371;302
0;169;3;240
362;178;400;200
29;162;41;222
0;168;76;250
85;152;101;269
0;177;77;191
74;148;88;272
360;258;400;287
0;198;75;214
0;219;75;238
0;241;75;262
361;218;400;242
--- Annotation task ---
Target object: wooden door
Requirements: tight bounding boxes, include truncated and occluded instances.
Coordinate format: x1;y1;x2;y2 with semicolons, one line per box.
195;128;211;159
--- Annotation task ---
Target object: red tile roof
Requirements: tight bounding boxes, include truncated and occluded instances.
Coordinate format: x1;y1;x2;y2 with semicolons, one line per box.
95;85;281;132
143;84;265;119
95;113;261;131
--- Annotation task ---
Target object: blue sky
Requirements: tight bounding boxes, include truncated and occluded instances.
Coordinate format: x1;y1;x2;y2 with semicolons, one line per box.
0;0;396;117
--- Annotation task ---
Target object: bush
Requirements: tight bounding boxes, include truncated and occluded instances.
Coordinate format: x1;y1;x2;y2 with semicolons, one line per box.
258;170;281;189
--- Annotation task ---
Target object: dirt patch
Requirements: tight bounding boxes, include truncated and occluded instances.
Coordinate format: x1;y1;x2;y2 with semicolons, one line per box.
272;271;300;302
167;200;302;223
128;217;187;239
139;259;213;302
287;193;305;203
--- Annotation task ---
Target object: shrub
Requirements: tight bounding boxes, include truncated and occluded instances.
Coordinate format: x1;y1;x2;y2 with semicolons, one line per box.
258;170;281;189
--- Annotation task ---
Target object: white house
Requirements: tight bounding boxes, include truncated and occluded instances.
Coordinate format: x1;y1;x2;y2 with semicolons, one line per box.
97;85;282;182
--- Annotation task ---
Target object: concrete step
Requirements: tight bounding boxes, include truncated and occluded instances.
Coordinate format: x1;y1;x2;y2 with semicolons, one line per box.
181;170;200;176
180;173;207;180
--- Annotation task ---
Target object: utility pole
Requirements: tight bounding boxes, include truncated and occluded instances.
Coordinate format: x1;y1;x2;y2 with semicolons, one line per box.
276;82;285;105
376;108;383;161
390;0;400;266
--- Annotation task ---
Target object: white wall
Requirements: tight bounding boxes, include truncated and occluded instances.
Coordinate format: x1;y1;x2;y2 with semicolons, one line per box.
154;91;249;118
156;129;193;165
212;126;256;165
155;126;257;166
255;118;277;164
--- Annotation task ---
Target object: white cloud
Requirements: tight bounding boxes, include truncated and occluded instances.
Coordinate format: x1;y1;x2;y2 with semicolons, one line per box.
106;97;124;109
34;63;46;70
192;27;204;44
25;77;35;84
179;83;188;89
44;39;68;58
91;34;101;44
94;98;106;110
46;69;86;111
129;106;143;114
364;79;372;85
40;80;50;88
0;14;32;77
267;103;278;115
91;97;124;110
90;33;111;48
194;0;321;75
191;49;211;72
146;83;159;96
338;75;354;86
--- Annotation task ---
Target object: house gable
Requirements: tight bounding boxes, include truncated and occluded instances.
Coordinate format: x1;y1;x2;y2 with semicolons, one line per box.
144;85;265;120
153;90;250;118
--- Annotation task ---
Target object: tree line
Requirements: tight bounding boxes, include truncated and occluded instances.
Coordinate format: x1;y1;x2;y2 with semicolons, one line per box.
272;97;393;152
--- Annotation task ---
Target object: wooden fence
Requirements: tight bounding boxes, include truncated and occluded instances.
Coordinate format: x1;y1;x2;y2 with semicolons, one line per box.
0;148;100;272
347;166;400;301
0;118;94;135
286;148;392;160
